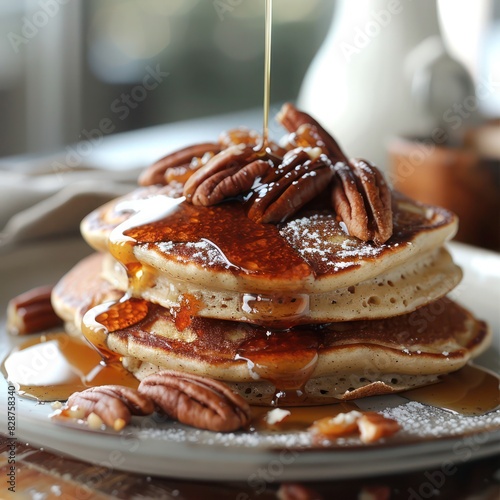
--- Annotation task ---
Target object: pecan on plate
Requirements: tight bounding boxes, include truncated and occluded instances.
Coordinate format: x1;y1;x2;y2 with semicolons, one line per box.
332;158;393;244
247;148;334;224
357;412;400;444
138;370;251;432
139;142;221;187
308;410;362;441
65;386;155;431
277;102;348;163
7;285;62;335
183;144;261;205
308;410;400;444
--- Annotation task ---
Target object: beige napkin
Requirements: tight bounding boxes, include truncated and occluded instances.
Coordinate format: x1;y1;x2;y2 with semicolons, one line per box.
0;161;141;252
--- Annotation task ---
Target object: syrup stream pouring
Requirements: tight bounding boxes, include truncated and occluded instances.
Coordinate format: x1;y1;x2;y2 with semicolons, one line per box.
257;0;273;155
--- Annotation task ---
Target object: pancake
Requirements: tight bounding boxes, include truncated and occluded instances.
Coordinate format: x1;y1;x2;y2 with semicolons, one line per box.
51;252;122;332
85;297;488;379
50;253;490;405
101;246;462;324
80;189;458;296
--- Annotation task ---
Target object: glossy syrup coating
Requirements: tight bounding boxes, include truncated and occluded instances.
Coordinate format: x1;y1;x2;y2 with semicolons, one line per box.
125;201;312;279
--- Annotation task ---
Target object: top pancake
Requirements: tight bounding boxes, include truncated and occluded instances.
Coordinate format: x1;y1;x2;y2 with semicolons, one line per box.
81;187;458;294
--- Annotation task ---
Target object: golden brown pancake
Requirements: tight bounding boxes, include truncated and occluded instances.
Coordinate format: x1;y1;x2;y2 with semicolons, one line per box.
51;252;121;332
80;189;458;295
101;246;461;325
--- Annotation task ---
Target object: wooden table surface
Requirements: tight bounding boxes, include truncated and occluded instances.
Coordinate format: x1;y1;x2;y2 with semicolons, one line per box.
1;434;499;500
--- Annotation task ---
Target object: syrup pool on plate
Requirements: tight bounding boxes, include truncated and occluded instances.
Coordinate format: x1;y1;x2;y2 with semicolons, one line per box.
2;332;138;401
401;364;500;417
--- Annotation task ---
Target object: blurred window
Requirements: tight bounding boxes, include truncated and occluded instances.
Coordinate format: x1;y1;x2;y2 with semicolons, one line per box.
82;0;334;136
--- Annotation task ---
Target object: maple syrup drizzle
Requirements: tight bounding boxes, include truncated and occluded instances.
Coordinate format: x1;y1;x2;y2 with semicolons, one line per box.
81;295;150;359
123;201;311;280
236;328;323;406
401;364;500;416
1;332;138;402
240;293;310;326
108;196;184;295
257;0;272;154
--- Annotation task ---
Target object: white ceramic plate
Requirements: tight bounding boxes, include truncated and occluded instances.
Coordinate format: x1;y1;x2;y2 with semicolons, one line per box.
0;240;499;481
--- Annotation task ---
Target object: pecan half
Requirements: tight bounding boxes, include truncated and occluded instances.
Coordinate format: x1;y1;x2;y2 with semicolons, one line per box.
277;103;348;163
247;148;334;224
190;159;270;207
65;386;155;431
165;151;216;185
280;123;326;153
7;285;62;335
183;144;258;204
308;410;362;441
308;410;400;444
139;142;221;186
357;412;400;443
138;370;251;432
332;159;393;244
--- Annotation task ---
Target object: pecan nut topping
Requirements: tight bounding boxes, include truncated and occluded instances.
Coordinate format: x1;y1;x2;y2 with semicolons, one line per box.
189;158;270;207
183;144;258;204
277;102;348;162
280;123;326;153
139;142;221;186
138;102;394;242
7;285;63;335
247;148;334;224
278;103;393;243
219;127;288;157
138;370;251;432
308;410;362;441
218;127;261;149
65;385;155;431
332;158;393;244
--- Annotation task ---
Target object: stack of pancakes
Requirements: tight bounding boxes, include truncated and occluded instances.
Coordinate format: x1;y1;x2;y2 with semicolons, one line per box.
52;106;490;406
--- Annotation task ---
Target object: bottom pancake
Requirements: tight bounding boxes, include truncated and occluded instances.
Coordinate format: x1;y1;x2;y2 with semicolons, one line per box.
53;254;491;405
80;295;490;405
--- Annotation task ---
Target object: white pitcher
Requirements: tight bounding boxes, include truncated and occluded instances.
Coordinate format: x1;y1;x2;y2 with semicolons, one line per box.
298;0;445;168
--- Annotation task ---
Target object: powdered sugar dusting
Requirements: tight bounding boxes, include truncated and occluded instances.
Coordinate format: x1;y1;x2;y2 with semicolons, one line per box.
153;240;234;269
280;214;386;274
129;403;500;450
381;402;500;439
